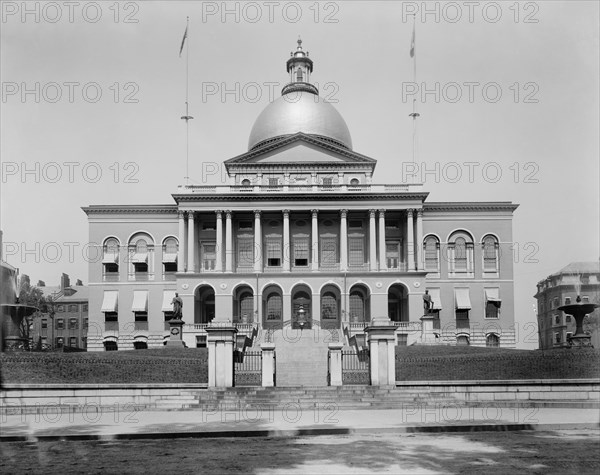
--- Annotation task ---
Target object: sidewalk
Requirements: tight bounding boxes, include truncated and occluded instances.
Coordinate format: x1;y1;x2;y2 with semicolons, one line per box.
2;406;598;441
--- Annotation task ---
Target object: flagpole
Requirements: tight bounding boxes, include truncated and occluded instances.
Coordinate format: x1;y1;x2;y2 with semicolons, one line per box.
180;16;193;186
409;13;420;183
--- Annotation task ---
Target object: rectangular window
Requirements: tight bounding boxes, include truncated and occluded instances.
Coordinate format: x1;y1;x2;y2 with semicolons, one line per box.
237;236;254;267
238;220;252;230
104;263;119;273
555;315;560;325
293;237;309;267
565;297;571;305
83;318;88;329
266;236;282;267
268;178;279;187
69;318;78;329
202;221;216;230
202;243;216;271
348;236;365;266
386;241;400;269
555;332;561;344
196;335;207;348
56;337;64;348
483;245;497;271
322;177;333;188
485;302;499;319
349;220;363;229
134;262;148;273
566;315;572;323
56;318;65;330
69;304;78;312
83;304;88;312
454;246;467;271
104;312;118;322
41;319;48;329
320;236;338;267
69;337;77;347
582;296;590;303
455;309;469;329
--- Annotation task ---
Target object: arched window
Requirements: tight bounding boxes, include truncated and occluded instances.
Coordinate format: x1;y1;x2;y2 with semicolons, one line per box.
482;235;499;273
456;335;470;346
321;292;338;320
350;178;359;186
296;68;303;82
423;236;440;271
448;232;474;275
349;291;365;322
241;178;251;186
263;286;283;328
134;341;148;350
104;340;118;351
129;233;153;275
486;334;500;348
103;238;120;275
162;237;178;272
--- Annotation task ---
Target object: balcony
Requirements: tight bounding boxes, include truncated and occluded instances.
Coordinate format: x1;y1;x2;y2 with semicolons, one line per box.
177;183;422;195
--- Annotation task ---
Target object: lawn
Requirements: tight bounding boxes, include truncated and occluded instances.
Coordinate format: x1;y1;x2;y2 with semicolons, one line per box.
395;345;600;381
0;348;208;384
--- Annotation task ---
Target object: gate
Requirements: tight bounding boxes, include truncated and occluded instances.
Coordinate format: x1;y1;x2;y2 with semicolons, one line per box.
234;350;262;386
341;349;370;385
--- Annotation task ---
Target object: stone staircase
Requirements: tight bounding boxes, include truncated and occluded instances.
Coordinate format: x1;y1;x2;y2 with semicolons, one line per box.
152;386;459;411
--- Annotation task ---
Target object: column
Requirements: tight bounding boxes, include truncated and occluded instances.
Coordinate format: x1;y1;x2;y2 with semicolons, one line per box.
311;172;317;191
365;317;396;386
378;209;387;271
225;210;233;272
283;173;290;192
311;210;319;271
407;209;415;271
206;326;237;387
177;211;186;272
369;209;377;271
187;211;196;273
254;210;262;273
416;209;424;271
215;210;223;272
328;342;344;386
261;343;276;387
340;209;348;271
283;209;291;272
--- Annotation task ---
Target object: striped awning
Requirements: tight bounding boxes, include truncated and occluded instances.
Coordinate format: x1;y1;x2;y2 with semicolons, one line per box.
162;253;177;264
132;290;148;312
102;252;118;264
485;288;502;307
131;253;148;264
454;288;471;310
101;291;118;312
162;290;177;312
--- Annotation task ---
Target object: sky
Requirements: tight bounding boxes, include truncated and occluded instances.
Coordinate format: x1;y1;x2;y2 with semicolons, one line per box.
1;1;599;349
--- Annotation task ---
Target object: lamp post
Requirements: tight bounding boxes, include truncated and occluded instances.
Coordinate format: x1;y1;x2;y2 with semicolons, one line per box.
297;305;307;330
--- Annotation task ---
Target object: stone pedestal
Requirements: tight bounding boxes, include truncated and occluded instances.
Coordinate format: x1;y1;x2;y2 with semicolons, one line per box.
328;342;344;386
166;319;185;348
261;343;276;387
365;317;396;386
206;325;237;387
420;314;436;343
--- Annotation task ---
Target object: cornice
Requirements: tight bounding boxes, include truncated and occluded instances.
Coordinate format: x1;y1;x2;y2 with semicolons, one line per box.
424;202;519;212
173;193;430;203
82;205;178;215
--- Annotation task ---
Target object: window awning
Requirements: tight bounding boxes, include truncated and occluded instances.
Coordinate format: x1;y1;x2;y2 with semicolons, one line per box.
162;253;177;264
485;288;502;307
131;253;148;264
429;289;442;311
102;253;118;264
455;288;472;310
132;290;148;312
162;290;177;312
101;291;118;312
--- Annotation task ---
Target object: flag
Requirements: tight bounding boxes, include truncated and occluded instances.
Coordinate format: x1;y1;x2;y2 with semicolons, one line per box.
179;23;188;57
410;22;415;58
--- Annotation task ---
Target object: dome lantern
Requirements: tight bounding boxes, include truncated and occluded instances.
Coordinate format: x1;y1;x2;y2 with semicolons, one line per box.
283;37;318;96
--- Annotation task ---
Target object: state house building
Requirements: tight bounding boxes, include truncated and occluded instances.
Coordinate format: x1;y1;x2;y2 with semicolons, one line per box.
83;40;518;353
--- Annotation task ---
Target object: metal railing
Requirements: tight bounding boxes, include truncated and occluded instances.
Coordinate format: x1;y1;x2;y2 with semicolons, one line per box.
234;350;262;386
341;349;370;385
178;183;422;194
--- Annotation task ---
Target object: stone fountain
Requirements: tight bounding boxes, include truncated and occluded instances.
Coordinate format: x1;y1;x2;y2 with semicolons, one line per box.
1;262;38;351
558;295;598;348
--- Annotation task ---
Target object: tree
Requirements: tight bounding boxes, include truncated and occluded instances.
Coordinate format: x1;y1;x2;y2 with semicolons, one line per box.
17;282;45;350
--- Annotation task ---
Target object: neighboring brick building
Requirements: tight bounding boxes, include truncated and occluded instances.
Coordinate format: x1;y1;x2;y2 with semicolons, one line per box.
32;274;89;350
535;262;600;349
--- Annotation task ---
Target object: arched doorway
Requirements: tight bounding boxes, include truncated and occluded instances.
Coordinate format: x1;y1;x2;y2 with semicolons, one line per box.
388;284;409;322
292;284;312;329
263;285;283;329
233;285;254;324
194;285;215;324
349;284;370;323
320;284;341;330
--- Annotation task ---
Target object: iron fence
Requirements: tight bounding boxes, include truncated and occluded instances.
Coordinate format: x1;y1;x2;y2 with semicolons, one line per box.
341;349;370;385
234;350;262;386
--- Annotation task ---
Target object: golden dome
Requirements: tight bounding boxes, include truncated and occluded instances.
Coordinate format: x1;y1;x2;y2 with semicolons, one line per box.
248;92;353;150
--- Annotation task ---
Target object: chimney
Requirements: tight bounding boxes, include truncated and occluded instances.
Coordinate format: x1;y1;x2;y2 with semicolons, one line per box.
60;273;70;290
76;279;83;286
37;280;46;287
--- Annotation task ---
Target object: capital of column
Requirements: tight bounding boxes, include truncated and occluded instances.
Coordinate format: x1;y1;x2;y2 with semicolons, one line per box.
369;209;377;219
225;210;232;219
416;208;424;217
254;210;261;218
378;209;386;217
311;209;318;218
340;209;348;218
187;210;195;219
178;210;186;219
406;208;414;217
283;209;290;218
215;210;223;219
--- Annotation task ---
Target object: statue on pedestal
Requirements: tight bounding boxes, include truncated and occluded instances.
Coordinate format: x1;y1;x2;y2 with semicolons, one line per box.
171;292;183;320
423;290;433;314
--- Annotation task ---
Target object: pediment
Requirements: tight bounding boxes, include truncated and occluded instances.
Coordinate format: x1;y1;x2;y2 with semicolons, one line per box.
224;133;376;167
